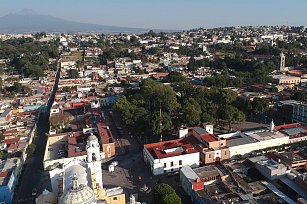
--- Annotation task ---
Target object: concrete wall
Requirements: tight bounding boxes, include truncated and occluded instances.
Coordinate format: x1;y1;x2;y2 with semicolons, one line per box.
152;152;199;175
229;142;260;158
144;148;200;175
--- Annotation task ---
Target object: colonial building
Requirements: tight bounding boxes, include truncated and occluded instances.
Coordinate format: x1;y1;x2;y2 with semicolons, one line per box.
144;122;307;175
36;135;125;204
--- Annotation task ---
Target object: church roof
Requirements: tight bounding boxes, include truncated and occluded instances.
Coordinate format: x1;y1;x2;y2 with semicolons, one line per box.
64;163;90;192
59;177;96;204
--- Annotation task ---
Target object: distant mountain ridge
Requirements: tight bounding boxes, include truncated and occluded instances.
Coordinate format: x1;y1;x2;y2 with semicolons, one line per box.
0;9;149;34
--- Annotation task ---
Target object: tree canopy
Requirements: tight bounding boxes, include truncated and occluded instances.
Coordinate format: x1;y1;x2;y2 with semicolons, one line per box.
0;38;59;78
152;183;182;204
114;79;245;138
27;144;36;156
250;97;269;115
67;69;79;79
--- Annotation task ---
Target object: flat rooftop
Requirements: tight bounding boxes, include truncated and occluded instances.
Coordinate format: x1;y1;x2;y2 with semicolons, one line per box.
180;165;199;183
278;152;307;162
193;127;208;135
226;135;257;147
245;129;287;141
193;165;220;179
249;156;286;170
272;74;300;79
44;133;68;161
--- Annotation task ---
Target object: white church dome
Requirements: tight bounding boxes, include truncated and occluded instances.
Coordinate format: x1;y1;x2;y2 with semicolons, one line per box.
59;176;96;204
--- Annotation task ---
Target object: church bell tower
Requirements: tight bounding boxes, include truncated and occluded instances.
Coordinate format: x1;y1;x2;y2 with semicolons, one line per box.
86;134;103;189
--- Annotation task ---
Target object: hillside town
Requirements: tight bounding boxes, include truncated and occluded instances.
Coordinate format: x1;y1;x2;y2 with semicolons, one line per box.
0;25;306;204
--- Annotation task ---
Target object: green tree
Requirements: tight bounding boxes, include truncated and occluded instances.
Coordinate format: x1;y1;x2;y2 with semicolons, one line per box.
141;79;180;113
27;144;36;156
162;192;182;204
182;99;202;126
130;36;140;46
250;97;269;115
147;111;173;136
167;71;187;83
67;69;79;79
13;82;23;93
187;57;197;72
152;183;182;204
114;81;180;137
208;88;237;108
22;85;33;96
221;105;245;130
291;92;307;103
0;131;3;142
0;151;4;159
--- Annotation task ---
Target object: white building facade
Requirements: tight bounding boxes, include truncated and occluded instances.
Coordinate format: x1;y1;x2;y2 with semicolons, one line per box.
143;146;199;175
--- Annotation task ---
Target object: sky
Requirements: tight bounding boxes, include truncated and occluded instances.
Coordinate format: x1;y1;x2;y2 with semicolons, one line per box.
0;0;306;30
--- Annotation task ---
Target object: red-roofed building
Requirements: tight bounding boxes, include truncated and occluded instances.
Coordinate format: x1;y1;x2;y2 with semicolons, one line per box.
96;122;115;158
144;126;231;175
3;137;19;146
275;123;307;143
144;137;200;175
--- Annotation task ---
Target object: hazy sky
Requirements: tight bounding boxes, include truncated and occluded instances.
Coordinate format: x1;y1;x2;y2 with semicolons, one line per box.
0;0;306;30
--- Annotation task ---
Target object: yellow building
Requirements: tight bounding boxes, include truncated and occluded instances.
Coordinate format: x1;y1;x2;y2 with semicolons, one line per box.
272;74;301;84
274;85;284;92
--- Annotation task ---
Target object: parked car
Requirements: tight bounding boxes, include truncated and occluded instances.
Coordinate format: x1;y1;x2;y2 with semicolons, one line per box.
31;188;37;197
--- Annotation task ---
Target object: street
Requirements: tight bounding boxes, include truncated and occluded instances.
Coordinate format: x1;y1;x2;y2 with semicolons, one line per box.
14;68;60;204
14;113;50;204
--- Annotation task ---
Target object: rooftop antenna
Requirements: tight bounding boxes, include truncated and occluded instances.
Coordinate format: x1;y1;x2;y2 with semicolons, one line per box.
160;102;163;142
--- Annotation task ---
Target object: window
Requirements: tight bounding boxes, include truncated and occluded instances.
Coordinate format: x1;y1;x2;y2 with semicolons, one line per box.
164;163;167;168
113;197;118;200
179;160;182;165
208;154;211;158
171;161;174;166
224;151;227;155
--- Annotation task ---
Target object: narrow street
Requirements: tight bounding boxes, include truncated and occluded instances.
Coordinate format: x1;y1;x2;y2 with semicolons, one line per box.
14;68;60;204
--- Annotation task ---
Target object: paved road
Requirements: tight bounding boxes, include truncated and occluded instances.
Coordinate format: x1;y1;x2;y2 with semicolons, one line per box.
14;113;50;204
14;68;60;204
